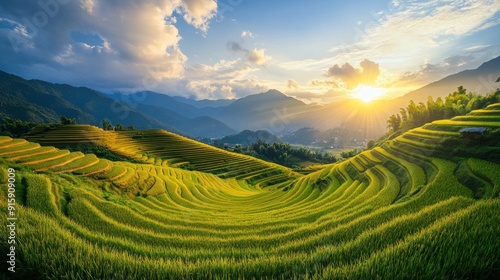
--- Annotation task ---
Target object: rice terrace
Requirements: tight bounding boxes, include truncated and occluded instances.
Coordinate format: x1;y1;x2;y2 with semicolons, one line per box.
1;103;500;279
1;0;500;279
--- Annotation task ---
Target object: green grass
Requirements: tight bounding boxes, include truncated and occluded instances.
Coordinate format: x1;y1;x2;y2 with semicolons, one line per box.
24;174;59;217
467;158;500;198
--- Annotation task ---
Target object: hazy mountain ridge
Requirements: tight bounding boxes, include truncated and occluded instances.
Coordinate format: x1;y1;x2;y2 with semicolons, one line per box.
1;56;499;140
108;92;236;138
390;56;500;112
172;95;235;108
0;71;185;135
198;89;314;131
108;91;202;118
111;89;316;134
0;72;237;138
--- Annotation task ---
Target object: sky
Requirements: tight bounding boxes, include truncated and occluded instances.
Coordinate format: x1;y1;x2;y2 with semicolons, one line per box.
0;0;499;103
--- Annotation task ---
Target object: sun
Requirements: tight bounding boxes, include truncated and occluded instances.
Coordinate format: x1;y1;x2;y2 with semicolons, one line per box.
352;85;385;103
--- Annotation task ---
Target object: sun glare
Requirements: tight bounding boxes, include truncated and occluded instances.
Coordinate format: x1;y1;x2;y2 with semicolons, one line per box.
352;85;386;103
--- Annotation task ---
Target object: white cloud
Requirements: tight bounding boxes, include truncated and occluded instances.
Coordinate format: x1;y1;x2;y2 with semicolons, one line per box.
80;0;95;14
285;1;498;73
179;0;218;33
396;45;500;87
287;79;299;90
246;48;272;66
280;0;499;92
0;0;217;90
182;57;269;99
326;59;381;89
335;0;499;68
186;79;268;100
227;40;272;66
241;30;255;38
463;45;490;52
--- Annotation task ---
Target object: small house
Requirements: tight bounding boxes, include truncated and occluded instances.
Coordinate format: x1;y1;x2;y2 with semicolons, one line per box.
459;127;487;139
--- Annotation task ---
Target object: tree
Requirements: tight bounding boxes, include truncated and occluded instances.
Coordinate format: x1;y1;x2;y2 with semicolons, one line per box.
60;116;76;125
114;123;124;131
496;77;500;82
387;114;401;132
0;117;37;137
385;86;500;137
341;149;360;159
102;119;113;130
399;108;408;124
366;139;375;150
233;144;242;153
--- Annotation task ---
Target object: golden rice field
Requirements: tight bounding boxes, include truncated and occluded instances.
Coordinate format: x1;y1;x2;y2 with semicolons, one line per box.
1;104;500;279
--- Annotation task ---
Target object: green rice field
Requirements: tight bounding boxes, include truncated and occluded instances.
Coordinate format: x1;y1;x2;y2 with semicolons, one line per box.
1;104;500;279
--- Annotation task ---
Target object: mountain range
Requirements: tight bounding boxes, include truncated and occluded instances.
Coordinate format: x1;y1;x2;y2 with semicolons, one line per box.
0;71;183;135
0;56;499;140
387;55;500;114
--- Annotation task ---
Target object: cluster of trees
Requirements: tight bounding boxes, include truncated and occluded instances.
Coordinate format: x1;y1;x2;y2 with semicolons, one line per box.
228;140;337;168
340;148;362;159
0;117;38;138
60;116;76;125
1;115;138;137
0;116;76;137
387;87;500;133
102;120;135;131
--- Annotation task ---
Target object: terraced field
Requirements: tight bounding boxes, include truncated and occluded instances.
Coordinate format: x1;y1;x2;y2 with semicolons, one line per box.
1;105;500;279
25;125;299;188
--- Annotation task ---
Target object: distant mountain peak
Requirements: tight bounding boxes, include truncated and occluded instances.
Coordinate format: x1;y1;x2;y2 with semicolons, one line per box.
264;89;285;95
476;55;500;71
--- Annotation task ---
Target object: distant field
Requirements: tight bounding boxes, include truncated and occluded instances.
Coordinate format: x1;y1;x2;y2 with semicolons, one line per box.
1;104;500;279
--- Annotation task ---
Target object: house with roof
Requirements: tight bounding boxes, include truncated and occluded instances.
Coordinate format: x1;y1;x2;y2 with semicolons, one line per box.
459;127;487;139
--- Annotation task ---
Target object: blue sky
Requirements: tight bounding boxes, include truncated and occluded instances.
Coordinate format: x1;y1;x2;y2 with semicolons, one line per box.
0;0;499;102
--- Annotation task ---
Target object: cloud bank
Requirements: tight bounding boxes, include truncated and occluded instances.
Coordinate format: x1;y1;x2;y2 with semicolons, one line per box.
326;59;381;89
0;0;217;90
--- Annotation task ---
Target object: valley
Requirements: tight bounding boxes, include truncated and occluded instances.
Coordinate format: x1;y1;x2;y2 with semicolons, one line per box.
1;104;499;279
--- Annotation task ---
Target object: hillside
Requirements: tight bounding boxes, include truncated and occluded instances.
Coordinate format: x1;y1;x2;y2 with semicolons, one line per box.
396;56;500;107
0;70;183;134
109;89;316;135
23;124;299;188
108;91;202;118
0;71;235;138
199;89;314;131
130;102;236;138
1;104;500;279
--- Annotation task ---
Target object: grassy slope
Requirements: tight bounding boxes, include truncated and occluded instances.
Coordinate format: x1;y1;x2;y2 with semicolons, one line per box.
24;125;300;189
1;104;500;279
